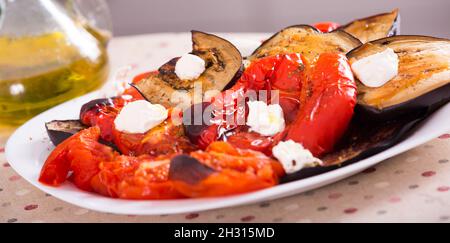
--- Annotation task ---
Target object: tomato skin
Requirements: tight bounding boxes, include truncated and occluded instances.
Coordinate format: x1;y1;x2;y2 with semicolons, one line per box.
196;124;219;150
91;155;184;199
313;22;340;33
280;96;300;121
269;53;305;92
113;119;196;156
39;147;71;187
285;53;357;157
171;142;284;198
39;126;185;199
81;106;117;142
226;130;273;154
239;56;277;91
39;127;115;191
238;53;305;94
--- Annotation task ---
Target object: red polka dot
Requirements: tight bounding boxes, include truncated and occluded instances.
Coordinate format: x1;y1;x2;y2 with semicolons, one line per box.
439;134;450;139
344;208;358;214
422;171;436;177
363;167;376;174
3;162;10;167
185;213;199;220
159;42;169;48
328;193;342;200
437;186;450;192
8;175;21;181
241;215;255;222
389;196;402;203
24;204;38;211
0;147;4;153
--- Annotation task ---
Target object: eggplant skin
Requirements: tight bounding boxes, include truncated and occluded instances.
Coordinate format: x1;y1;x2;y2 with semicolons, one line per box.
45;120;87;146
340;9;400;43
79;98;114;121
356;83;450;122
248;25;361;62
347;35;450;121
45;119;120;151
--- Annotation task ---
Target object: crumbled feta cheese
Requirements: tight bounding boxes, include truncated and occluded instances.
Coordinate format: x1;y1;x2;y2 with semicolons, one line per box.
246;101;285;136
272;140;322;174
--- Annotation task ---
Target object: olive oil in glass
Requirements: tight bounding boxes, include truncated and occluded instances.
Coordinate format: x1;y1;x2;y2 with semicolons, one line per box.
0;0;112;132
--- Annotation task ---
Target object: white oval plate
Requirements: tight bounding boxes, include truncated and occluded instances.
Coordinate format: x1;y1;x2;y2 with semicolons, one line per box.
5;37;450;215
6;92;450;215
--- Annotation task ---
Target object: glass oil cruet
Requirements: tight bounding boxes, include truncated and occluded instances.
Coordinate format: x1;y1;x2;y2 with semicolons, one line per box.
0;0;112;135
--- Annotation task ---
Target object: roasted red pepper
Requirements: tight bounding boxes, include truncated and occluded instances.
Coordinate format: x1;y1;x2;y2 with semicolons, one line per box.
284;53;357;156
190;53;307;150
189;53;356;157
39;126;184;199
169;142;284;198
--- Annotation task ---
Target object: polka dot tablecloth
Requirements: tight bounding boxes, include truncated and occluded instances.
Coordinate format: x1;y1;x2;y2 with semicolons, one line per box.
1;33;450;223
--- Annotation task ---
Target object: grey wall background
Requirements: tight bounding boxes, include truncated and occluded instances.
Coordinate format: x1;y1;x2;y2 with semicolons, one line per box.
107;0;450;38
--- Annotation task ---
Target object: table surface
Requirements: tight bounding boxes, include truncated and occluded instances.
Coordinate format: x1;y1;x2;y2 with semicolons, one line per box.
1;33;450;223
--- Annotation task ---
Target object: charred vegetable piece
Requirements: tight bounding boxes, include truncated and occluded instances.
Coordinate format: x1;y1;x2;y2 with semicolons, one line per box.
248;25;361;62
40;127;183;199
79;98;114;120
282;115;423;183
157;57;189;90
45;120;87;146
182;102;218;150
340;9;400;43
168;142;284;197
347;35;450;121
134;31;243;107
169;154;215;185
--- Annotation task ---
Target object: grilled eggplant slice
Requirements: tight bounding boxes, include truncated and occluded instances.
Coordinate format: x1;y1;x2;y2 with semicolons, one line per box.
340;9;400;43
134;31;243;107
45;120;87;146
248;25;361;62
348;35;450;121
